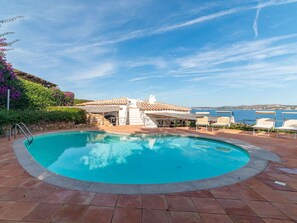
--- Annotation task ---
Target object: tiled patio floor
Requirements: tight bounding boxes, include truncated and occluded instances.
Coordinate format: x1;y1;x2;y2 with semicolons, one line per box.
0;126;297;222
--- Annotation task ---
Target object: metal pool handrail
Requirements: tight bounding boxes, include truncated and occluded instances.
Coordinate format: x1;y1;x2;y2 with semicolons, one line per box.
9;123;34;145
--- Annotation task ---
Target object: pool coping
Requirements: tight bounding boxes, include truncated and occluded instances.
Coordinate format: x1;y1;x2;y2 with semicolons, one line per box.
13;130;282;194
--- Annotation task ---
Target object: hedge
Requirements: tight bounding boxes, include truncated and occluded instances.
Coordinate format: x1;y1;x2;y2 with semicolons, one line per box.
0;107;87;127
1;77;75;110
13;78;58;110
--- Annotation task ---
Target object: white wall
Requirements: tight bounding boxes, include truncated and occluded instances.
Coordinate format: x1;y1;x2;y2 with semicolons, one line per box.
140;111;158;127
118;105;128;125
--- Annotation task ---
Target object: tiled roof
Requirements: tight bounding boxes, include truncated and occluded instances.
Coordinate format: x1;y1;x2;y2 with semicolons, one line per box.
14;69;57;88
78;97;129;106
137;101;190;112
79;97;190;112
75;106;121;113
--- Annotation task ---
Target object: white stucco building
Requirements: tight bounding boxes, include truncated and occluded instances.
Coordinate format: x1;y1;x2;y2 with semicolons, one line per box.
77;95;195;128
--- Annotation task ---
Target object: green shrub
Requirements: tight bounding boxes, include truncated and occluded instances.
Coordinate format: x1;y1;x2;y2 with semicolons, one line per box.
0;107;87;127
6;78;75;110
0;56;59;110
46;107;87;124
229;123;254;131
52;89;74;106
14;79;57;110
74;98;92;105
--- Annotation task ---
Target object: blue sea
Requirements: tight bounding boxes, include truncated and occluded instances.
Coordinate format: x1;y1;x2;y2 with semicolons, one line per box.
191;110;297;127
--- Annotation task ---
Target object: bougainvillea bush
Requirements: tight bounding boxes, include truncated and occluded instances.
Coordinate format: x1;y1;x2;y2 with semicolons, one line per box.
0;55;22;109
63;91;74;106
51;89;74;106
0;65;75;110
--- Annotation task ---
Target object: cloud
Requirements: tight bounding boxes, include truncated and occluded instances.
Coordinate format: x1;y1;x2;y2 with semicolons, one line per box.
116;34;295;89
170;35;297;88
82;8;243;48
252;0;297;39
175;34;297;71
253;6;261;39
154;8;242;34
189;61;297;88
84;0;297;46
258;0;297;8
126;34;297;88
68;62;116;81
129;75;164;82
159;0;297;34
129;76;151;82
125;57;167;69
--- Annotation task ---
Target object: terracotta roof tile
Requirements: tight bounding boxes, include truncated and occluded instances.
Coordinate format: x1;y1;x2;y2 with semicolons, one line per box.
14;69;57;88
137;101;190;112
75;106;121;112
79;97;190;112
79;97;129;106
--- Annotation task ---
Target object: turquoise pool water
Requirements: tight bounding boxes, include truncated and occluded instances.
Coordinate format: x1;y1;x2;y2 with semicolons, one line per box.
25;131;250;184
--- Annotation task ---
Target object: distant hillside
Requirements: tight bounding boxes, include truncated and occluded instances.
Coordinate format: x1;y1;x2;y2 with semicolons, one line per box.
192;104;297;110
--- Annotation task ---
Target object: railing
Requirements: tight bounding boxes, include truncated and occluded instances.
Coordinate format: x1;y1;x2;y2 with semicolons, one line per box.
9;123;34;145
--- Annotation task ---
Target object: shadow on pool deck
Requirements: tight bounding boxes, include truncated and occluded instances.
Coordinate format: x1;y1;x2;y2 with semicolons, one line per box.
0;126;297;222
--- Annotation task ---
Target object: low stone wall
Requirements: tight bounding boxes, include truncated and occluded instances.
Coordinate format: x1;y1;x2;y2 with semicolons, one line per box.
0;121;90;137
1;113;117;137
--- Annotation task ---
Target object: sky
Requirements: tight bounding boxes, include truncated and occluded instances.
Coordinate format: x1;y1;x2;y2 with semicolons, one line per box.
1;0;297;107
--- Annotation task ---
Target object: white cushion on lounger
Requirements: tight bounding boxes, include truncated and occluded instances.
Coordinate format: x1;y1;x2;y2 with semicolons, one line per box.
252;118;275;130
276;119;297;131
211;117;231;127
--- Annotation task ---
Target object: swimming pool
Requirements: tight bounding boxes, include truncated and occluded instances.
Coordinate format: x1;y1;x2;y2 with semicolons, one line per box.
25;131;250;184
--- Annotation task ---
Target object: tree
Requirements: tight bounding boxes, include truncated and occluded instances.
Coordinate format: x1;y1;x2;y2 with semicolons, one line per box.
0;16;23;57
0;16;23;108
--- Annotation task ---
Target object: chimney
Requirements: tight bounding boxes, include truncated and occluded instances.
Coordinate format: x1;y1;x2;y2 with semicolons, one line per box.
149;95;156;104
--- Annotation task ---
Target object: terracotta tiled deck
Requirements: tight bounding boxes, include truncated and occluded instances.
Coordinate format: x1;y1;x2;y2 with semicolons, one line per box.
0;126;297;223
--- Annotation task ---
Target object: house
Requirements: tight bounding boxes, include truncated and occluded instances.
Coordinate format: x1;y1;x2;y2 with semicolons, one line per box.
77;95;196;128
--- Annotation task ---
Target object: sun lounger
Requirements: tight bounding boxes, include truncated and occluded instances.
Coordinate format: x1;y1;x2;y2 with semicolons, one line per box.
252;111;276;137
276;119;297;139
211;117;231;132
252;118;275;137
195;113;210;131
